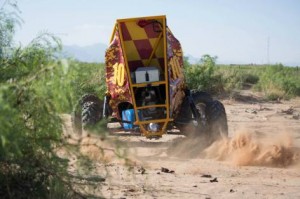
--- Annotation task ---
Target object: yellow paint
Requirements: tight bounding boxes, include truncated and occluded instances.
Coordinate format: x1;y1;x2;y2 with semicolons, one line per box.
109;23;117;43
131;81;166;88
170;56;183;79
126;21;148;40
146;32;163;66
142;59;160;68
115;15;171;137
113;63;125;86
123;41;141;61
149;38;164;58
117;15;166;23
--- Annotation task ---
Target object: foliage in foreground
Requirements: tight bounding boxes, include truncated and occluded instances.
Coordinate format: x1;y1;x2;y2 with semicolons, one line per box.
0;3;106;198
0;39;68;199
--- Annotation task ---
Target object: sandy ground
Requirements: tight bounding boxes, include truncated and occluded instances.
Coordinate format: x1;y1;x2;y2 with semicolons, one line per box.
62;91;300;199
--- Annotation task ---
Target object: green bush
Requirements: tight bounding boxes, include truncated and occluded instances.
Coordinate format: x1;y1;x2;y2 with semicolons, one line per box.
242;73;259;85
255;64;300;99
212;64;300;99
0;3;105;198
66;61;106;110
218;68;259;91
0;39;70;199
32;59;106;114
185;54;224;93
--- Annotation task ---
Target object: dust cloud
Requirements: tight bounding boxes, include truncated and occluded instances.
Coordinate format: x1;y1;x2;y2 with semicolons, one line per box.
166;135;209;159
79;135;141;166
71;130;299;168
204;131;298;167
63;114;299;168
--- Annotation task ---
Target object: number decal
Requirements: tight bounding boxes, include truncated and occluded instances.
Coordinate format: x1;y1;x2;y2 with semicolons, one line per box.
113;63;125;86
170;57;183;79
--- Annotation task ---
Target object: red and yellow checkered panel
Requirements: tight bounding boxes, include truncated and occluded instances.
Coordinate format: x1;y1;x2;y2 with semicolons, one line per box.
105;16;186;123
118;19;165;72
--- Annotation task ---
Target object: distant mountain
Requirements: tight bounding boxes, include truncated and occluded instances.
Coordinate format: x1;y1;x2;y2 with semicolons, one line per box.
63;43;107;63
63;44;204;65
62;45;299;67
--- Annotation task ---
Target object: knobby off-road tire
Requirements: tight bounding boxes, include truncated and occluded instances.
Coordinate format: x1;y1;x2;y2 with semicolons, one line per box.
205;100;228;142
71;94;103;136
175;90;213;136
191;90;213;104
175;90;228;142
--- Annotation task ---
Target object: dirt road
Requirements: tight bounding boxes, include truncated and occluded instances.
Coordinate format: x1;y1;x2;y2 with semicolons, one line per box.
63;92;300;198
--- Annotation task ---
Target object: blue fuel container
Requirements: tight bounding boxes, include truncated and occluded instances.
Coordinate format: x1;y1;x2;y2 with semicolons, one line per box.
122;109;135;130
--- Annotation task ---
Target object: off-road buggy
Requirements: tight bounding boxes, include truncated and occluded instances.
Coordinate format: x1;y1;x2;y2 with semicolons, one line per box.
73;15;228;141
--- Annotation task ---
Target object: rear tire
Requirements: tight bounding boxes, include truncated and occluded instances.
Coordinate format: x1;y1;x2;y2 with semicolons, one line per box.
191;90;213;104
175;90;213;136
71;94;103;136
205;100;228;142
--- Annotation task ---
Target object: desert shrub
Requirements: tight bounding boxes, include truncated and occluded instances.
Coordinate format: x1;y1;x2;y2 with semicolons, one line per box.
32;59;106;114
215;64;300;99
217;67;259;92
218;68;243;91
185;59;300;99
255;64;300;99
66;61;106;110
185;54;224;93
0;2;105;198
242;73;259;85
185;56;261;94
0;37;70;199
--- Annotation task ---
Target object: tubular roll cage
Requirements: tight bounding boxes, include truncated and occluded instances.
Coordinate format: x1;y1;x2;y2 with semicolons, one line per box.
109;15;172;137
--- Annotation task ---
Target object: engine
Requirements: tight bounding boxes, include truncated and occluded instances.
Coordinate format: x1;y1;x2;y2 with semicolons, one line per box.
137;86;165;121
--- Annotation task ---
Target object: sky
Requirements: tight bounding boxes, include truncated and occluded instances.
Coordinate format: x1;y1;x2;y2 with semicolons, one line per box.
6;0;300;65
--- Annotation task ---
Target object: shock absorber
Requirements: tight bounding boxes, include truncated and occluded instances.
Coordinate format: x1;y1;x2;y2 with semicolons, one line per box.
103;94;110;119
185;89;200;126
